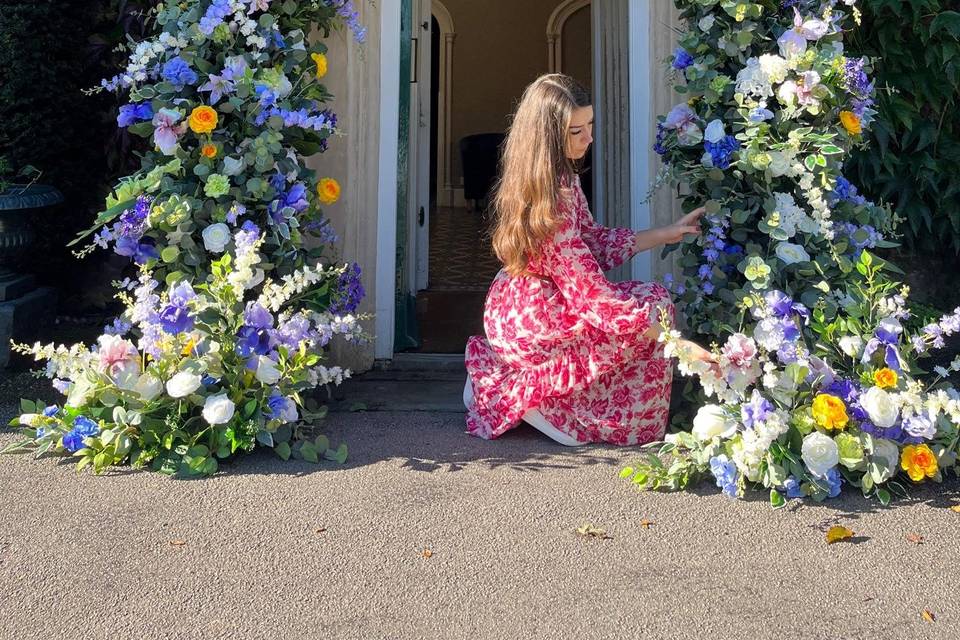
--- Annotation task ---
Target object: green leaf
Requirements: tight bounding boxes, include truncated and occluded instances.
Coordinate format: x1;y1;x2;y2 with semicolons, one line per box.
301;442;319;463
324;443;348;464
876;488;891;506
19;399;36;414
619;466;635;479
314;434;329;453
770;489;786;509
275;442;291;461
820;145;844;155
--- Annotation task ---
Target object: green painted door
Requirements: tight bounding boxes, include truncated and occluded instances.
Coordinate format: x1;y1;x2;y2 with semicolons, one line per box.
394;0;421;351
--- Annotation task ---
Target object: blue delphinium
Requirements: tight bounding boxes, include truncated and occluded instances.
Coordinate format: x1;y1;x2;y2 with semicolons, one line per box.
672;47;694;71
324;0;368;43
161;57;198;90
330;262;365;315
710;455;739;498
62;416;100;453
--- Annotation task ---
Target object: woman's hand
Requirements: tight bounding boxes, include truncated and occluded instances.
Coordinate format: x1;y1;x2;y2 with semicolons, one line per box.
678;338;716;364
659;207;705;245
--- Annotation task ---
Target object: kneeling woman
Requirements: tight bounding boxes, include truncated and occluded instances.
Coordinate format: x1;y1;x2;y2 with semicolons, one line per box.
463;74;713;447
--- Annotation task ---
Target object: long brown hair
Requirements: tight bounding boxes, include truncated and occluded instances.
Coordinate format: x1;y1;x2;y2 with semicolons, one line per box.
490;74;591;276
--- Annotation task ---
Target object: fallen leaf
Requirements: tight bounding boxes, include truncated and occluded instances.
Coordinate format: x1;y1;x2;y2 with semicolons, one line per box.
422;549;433;558
575;524;612;540
905;533;924;545
950;506;960;513
315;527;327;534
825;525;854;544
640;519;656;529
921;609;936;623
169;540;187;546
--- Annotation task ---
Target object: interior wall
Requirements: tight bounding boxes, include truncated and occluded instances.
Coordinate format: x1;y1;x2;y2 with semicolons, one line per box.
439;0;575;185
561;5;592;91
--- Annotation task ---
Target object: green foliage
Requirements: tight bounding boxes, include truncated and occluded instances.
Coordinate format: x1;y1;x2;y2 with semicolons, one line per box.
847;1;960;254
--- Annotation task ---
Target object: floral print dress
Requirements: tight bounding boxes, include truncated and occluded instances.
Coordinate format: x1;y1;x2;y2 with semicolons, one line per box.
464;177;675;446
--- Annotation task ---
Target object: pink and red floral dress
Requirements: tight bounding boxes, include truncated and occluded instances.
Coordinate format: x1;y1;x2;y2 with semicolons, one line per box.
464;177;675;446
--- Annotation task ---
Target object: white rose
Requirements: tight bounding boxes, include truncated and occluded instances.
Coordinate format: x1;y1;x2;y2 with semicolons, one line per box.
775;242;810;265
801;431;839;478
704;119;726;143
860;387;900;428
768;151;793;177
692;404;737;441
698;15;716;31
838;335;864;359
777;80;798;107
255;356;281;385
18;413;42;427
202;393;236;425
870;437;900;483
202;223;231;253
166;371;202;398
134;374;163;402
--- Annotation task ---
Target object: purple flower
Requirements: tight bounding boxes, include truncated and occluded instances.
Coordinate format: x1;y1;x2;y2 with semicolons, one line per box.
244;302;274;330
842;57;873;98
275;313;314;348
117;103;154;128
709;455;739;498
161;57;198;89
236;325;273;357
330;263;365;314
824;468;842;499
159;304;194;335
169;282;196;307
741;390;774;429
198;73;235;105
265;392;299;422
673;47;694;70
200;0;232;35
152;108;187;155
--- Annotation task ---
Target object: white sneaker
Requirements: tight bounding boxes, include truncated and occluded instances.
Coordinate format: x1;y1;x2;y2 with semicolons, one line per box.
522;409;583;447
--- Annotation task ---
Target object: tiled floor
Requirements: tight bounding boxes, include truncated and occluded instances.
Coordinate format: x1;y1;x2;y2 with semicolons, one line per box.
407;206;500;353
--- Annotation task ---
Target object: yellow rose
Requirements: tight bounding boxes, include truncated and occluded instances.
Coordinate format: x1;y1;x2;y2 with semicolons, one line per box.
317;177;341;205
900;444;938;482
200;143;218;159
189;105;219;135
311;52;328;79
873;368;898;389
839;110;861;135
811;394;848;431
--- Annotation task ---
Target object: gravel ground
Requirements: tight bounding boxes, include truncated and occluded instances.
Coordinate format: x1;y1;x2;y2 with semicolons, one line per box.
1;396;959;640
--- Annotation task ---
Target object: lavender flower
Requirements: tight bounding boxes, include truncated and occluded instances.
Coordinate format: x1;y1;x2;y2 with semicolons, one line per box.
330;263;365;314
709;455;739;498
117;103;154;127
673;47;694;70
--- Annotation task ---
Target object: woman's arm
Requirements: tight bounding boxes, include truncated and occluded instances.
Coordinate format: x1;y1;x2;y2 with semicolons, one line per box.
632;207;706;253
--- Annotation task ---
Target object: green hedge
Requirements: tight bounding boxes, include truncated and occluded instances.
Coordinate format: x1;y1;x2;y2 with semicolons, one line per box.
847;1;960;254
0;1;143;310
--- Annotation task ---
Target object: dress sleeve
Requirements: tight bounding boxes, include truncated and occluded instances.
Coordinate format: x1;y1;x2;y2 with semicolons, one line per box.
568;177;636;271
538;212;662;336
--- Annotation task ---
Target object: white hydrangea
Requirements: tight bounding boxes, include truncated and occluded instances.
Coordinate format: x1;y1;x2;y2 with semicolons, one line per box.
758;54;789;84
735;58;774;99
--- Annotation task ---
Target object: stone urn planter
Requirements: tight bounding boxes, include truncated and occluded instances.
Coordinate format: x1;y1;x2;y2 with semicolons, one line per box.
0;184;62;366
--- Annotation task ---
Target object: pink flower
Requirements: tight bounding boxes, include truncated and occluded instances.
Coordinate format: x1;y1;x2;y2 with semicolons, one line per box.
152;108;187;155
721;333;757;369
97;334;141;384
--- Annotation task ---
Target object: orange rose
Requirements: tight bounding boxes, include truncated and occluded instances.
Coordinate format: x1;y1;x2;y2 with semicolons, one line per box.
189;105;219;135
873;368;898;389
839;110;861;135
900;444;938;482
200;143;218;159
317;177;341;205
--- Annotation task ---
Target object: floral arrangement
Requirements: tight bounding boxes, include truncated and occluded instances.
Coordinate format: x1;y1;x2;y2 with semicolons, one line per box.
3;0;368;477
623;0;960;504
